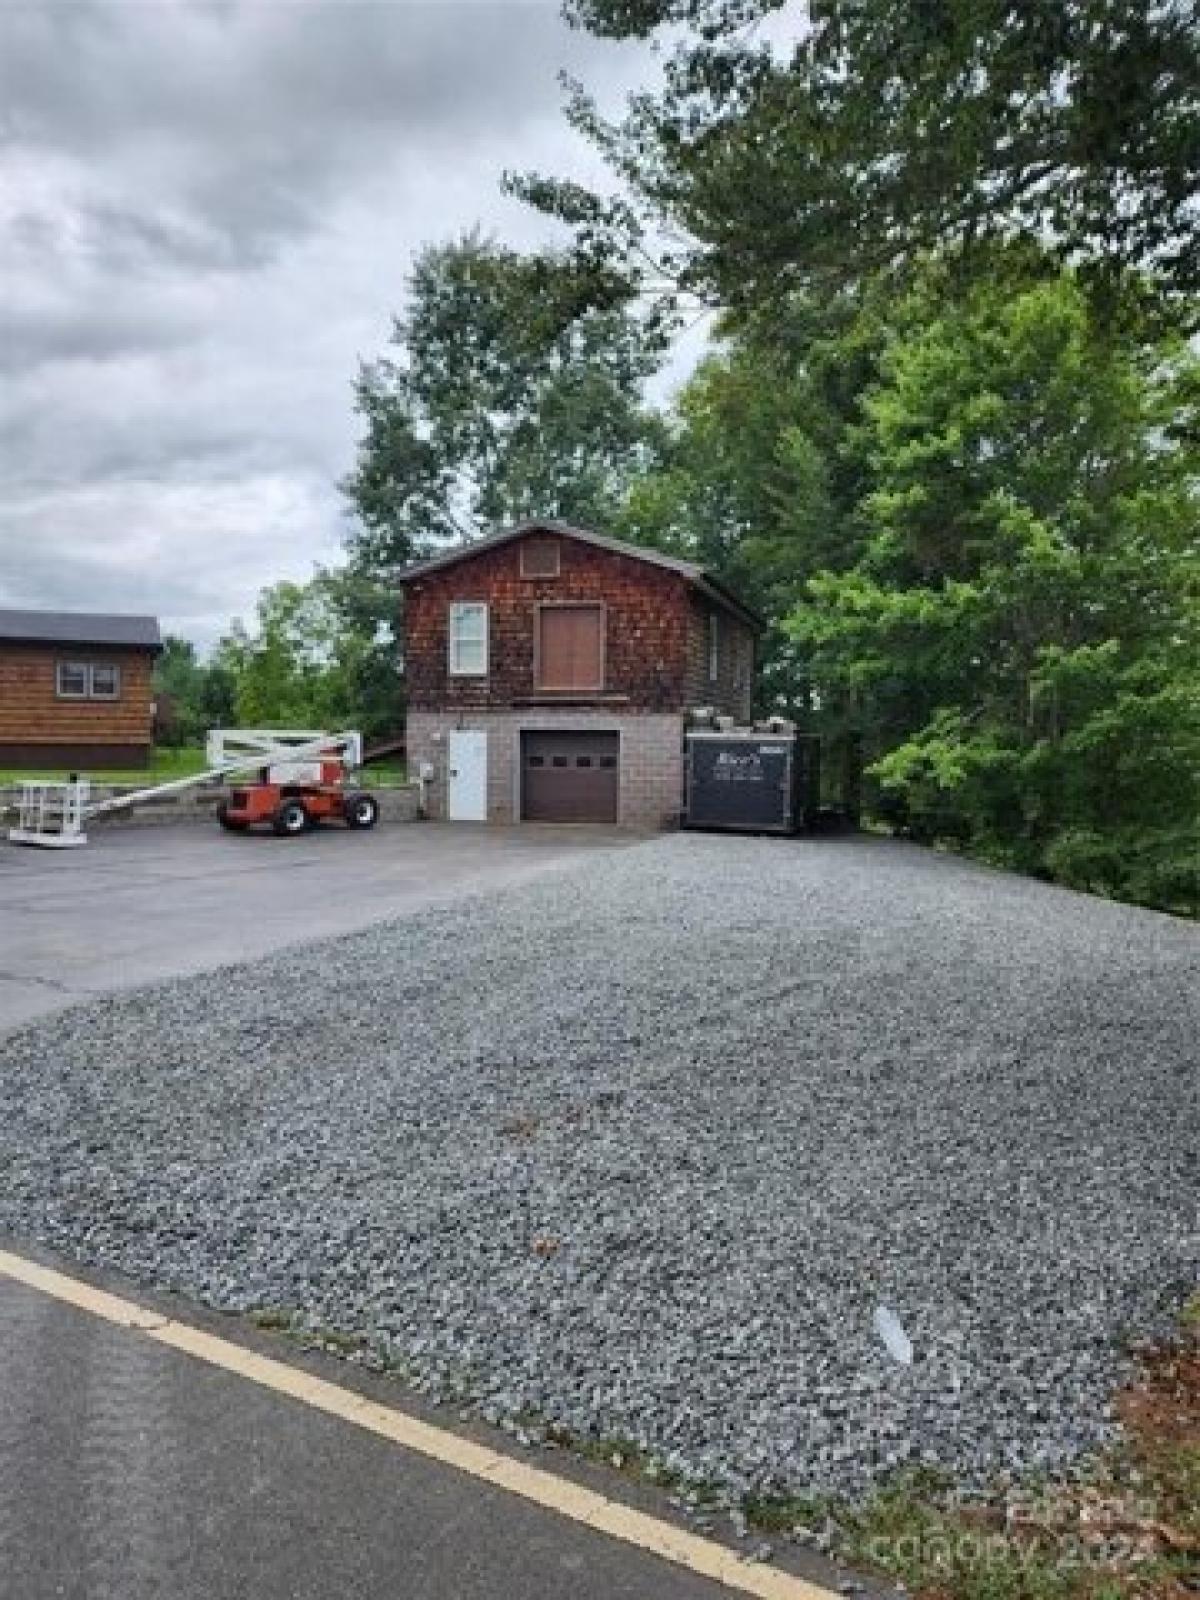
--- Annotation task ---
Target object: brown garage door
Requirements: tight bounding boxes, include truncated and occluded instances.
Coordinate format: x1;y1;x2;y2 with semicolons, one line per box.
521;731;619;823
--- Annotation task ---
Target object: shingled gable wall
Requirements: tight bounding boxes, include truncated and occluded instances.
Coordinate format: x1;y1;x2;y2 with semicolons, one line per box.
403;535;694;712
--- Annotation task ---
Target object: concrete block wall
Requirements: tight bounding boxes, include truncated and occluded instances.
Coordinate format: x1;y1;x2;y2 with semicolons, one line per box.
407;710;684;829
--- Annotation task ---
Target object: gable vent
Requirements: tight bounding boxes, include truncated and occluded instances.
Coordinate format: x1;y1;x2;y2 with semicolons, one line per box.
520;537;560;579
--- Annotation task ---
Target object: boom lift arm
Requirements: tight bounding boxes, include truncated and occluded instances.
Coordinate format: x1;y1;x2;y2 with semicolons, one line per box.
8;731;363;847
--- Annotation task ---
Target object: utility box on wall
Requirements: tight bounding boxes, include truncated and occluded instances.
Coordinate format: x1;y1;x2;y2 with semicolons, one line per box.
684;730;820;834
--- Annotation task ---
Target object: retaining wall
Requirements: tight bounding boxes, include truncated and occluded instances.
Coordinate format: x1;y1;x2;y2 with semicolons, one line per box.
0;782;421;830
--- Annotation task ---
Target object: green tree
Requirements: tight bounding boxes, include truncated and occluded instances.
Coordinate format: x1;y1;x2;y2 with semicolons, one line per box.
212;574;402;740
515;0;1200;321
153;635;236;746
789;269;1200;909
617;296;890;809
342;233;668;577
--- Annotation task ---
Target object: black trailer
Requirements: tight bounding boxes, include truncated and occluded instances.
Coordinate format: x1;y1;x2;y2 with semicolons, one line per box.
684;729;821;834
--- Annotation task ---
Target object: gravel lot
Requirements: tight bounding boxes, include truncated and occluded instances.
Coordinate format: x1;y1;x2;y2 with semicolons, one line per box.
1;833;1197;1502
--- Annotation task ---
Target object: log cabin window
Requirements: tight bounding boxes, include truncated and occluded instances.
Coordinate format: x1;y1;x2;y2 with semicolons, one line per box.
448;602;488;676
520;537;560;579
56;662;121;700
90;663;121;699
56;661;121;699
536;603;604;691
56;662;88;698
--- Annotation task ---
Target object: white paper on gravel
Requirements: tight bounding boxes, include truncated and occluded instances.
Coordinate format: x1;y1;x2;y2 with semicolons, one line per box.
873;1304;914;1365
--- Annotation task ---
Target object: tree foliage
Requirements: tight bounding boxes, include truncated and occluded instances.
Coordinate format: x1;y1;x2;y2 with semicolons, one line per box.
612;261;1199;909
514;0;1200;321
209;572;402;740
787;271;1200;909
341;233;668;576
152;636;236;747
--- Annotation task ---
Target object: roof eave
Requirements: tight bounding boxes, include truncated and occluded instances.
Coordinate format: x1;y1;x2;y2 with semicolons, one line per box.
0;633;163;652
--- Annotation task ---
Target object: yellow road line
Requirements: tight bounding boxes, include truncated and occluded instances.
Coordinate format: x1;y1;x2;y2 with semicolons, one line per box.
0;1247;837;1600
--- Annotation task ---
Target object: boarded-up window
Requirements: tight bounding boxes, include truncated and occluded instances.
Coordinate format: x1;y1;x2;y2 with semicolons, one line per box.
520;537;560;578
537;604;604;691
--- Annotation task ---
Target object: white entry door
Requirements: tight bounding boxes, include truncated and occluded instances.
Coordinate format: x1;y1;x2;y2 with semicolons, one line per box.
447;729;488;821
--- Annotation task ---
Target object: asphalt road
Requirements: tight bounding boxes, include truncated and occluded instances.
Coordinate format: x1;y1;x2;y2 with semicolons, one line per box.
0;821;637;1033
0;1265;766;1600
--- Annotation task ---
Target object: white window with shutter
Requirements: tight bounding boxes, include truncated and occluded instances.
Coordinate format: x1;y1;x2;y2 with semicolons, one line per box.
448;602;488;676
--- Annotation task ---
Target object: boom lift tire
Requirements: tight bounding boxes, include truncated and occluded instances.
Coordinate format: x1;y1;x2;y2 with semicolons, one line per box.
343;793;379;830
216;801;247;832
273;798;309;836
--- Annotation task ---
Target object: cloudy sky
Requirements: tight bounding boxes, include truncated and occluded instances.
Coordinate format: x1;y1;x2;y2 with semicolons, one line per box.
0;1;656;647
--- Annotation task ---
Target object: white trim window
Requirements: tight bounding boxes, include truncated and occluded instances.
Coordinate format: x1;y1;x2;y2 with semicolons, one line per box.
56;660;123;699
448;602;488;676
89;663;121;699
56;661;89;698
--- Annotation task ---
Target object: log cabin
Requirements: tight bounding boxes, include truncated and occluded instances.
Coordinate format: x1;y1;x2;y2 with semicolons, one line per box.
0;609;162;769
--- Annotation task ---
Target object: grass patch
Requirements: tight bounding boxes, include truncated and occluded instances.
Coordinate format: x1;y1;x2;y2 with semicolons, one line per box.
0;747;409;788
743;1490;839;1535
0;746;211;786
837;1318;1200;1600
360;758;408;786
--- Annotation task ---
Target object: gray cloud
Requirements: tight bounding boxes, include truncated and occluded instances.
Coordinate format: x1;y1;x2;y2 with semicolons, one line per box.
0;0;650;645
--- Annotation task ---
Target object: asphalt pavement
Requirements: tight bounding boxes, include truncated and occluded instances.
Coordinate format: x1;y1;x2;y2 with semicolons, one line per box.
0;820;637;1032
0;1260;827;1600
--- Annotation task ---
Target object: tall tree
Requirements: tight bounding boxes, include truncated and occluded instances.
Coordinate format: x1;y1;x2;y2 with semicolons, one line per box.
212;573;402;739
153;635;236;746
618;293;890;789
514;0;1200;321
342;233;667;577
788;269;1200;908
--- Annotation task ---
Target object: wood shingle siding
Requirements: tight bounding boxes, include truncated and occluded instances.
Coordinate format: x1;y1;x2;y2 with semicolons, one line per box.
403;532;756;715
684;593;755;723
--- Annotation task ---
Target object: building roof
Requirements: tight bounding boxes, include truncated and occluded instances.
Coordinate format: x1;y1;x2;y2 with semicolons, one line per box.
0;608;163;650
397;520;763;630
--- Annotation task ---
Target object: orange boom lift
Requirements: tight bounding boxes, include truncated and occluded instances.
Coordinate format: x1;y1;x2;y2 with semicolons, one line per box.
209;730;379;836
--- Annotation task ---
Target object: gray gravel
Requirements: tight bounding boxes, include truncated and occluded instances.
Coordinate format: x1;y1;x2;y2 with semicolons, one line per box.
1;833;1197;1501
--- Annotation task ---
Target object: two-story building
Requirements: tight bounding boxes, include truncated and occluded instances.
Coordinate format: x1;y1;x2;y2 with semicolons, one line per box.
399;521;761;828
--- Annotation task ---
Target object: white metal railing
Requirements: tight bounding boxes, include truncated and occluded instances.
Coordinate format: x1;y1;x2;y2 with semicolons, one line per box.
10;779;92;849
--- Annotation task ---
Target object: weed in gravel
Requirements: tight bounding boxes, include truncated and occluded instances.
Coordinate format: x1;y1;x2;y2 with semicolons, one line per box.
499;1114;541;1140
742;1490;839;1535
840;1315;1200;1600
249;1306;297;1331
